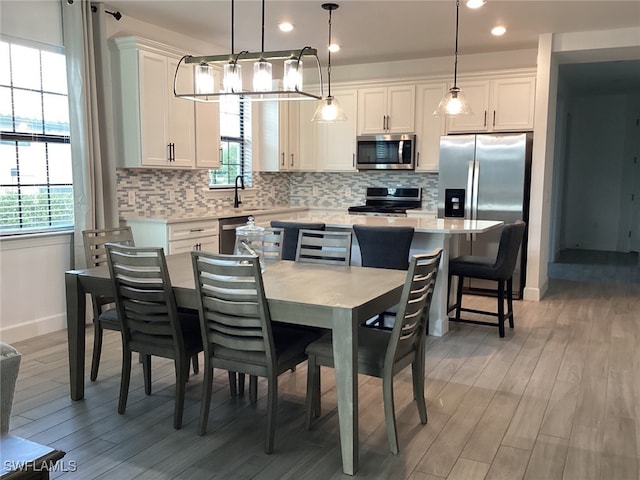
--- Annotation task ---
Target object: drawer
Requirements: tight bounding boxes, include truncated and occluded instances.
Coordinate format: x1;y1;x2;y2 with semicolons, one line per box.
168;220;219;242
168;235;219;255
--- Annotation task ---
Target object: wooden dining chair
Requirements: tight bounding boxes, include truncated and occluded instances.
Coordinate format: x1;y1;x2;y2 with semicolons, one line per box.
105;244;203;429
305;249;442;454
269;221;325;260
295;230;352;266
191;251;320;453
82;227;135;382
353;225;415;329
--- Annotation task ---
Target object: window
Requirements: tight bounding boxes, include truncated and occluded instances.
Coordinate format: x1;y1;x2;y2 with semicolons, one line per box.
209;96;250;187
0;39;73;235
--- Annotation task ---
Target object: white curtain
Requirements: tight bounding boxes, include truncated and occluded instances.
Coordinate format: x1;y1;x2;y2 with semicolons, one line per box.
61;0;118;268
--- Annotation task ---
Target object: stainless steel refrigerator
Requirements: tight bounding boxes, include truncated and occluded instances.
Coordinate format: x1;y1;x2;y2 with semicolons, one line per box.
437;132;532;298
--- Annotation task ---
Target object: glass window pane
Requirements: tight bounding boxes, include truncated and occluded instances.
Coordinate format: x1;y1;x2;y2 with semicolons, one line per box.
41;50;67;94
0;141;18;185
10;44;41;90
13;89;43;133
18;142;47;184
43;93;69;135
0;42;10;86
0;186;20;232
0;86;13;131
48;143;72;184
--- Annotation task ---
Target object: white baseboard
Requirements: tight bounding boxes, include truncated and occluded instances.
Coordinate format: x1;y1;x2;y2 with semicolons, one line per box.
0;313;67;344
523;278;549;301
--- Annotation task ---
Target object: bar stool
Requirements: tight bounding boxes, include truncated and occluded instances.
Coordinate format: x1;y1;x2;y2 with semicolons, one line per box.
270;221;326;261
448;220;526;337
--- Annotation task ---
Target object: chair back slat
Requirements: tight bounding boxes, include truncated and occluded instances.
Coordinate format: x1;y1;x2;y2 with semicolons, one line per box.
192;252;275;369
270;221;325;260
106;244;183;349
385;249;442;367
263;227;284;261
295;230;352;266
83;227;134;268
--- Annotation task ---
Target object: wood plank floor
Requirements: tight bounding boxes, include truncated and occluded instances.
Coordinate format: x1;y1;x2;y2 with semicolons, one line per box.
8;278;640;480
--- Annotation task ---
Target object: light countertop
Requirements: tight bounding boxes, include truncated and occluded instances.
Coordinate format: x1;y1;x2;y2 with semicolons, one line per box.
293;214;503;234
121;206;309;224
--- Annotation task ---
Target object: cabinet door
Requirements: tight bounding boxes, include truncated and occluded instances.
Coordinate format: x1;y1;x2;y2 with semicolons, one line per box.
167;57;196;167
284;102;300;170
491;76;535;131
415;83;447;171
195;68;221;169
319;89;357;171
387;85;415;133
357;87;386;135
169;236;219;255
139;50;169;166
446;80;490;133
298;100;318;171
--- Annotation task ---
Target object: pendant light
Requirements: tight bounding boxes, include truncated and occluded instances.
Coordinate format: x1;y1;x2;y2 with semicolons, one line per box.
174;0;323;102
312;3;347;123
434;0;472;116
253;0;272;92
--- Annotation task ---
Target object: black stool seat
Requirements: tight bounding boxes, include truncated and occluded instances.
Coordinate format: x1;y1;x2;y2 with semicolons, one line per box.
448;220;526;337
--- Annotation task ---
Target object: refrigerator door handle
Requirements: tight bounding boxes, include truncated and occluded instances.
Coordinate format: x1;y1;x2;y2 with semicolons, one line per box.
472;160;480;221
466;160;474;221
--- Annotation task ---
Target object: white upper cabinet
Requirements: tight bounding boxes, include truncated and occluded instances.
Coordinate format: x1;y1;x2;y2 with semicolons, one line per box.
318;88;358;171
415;82;447;172
112;37;218;169
357;85;415;135
298;100;318;171
446;74;536;133
194;69;221;169
252;101;300;172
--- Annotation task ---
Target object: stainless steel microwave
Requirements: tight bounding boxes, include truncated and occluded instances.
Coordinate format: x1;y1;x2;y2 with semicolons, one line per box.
356;134;416;170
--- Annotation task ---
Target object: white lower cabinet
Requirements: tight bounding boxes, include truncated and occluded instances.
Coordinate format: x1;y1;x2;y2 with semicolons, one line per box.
124;218;220;255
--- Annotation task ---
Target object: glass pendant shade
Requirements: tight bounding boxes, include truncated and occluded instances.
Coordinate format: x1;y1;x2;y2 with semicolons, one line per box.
253;60;272;92
311;96;347;122
434;87;473;116
223;63;242;93
195;63;215;94
283;58;303;91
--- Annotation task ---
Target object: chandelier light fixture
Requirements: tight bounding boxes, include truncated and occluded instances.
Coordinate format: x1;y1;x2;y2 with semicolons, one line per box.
174;0;323;103
312;3;347;123
434;0;472;116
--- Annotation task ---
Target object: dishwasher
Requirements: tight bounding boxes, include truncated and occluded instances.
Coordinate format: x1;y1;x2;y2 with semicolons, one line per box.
218;216;250;254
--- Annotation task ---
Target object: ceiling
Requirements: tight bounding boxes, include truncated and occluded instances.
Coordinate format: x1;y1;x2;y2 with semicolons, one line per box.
105;0;640;91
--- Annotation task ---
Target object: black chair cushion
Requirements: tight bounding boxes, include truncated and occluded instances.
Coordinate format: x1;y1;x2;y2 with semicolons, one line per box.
449;255;497;280
305;328;413;375
353;225;414;270
97;308;120;330
270;221;325;261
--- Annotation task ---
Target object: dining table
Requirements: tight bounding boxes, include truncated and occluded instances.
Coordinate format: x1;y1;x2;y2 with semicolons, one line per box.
65;253;407;476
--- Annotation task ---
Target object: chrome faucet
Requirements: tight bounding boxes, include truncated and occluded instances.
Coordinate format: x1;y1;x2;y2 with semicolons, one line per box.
233;175;245;208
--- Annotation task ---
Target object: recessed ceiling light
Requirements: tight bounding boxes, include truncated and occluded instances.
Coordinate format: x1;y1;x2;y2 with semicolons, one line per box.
328;43;340;53
466;0;486;9
491;25;506;36
278;22;294;32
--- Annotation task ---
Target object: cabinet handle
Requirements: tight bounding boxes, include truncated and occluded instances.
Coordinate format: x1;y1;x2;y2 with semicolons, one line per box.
172;143;176;161
493;110;496;127
417;152;420;167
281;152;285;166
190;228;204;233
483;111;487;128
167;143;172;161
290;153;294;167
352;153;355;167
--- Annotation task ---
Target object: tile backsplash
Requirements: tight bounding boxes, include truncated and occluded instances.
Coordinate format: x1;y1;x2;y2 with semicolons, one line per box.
117;169;439;217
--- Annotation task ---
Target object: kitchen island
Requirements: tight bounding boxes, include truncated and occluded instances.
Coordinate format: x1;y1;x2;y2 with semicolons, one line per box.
276;214;504;336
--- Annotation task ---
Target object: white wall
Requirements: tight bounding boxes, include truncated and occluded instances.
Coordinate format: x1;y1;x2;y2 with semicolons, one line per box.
0;234;73;343
562;94;628;251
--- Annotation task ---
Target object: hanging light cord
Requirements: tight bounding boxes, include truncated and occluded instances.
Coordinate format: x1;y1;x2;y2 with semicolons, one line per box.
261;0;266;54
231;0;235;56
453;0;460;88
327;7;333;98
